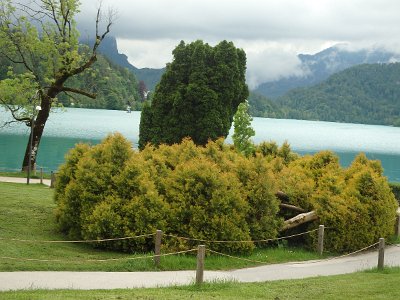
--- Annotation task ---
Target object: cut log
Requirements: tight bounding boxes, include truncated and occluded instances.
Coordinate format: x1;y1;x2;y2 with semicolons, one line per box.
279;203;307;213
282;211;318;231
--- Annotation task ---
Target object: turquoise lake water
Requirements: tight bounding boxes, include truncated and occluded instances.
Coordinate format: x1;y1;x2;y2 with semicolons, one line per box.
1;108;400;181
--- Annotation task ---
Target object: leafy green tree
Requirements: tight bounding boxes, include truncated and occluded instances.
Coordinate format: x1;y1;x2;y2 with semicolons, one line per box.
232;100;255;156
138;40;249;149
0;0;113;170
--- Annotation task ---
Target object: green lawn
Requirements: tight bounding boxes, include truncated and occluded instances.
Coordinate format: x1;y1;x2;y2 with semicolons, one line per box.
0;182;324;271
1;268;400;299
1;181;400;299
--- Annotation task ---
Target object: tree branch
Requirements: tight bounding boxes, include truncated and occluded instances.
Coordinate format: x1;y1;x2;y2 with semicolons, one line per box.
55;4;114;85
61;90;79;102
62;87;96;99
0;99;32;126
3;19;37;78
46;0;63;37
0;51;24;64
16;2;52;21
93;6;114;54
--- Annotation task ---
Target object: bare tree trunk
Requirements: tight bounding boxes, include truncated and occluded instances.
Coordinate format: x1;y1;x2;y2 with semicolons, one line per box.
21;96;50;171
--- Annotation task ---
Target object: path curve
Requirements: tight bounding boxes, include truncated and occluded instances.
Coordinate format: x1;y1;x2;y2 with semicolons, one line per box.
0;246;399;291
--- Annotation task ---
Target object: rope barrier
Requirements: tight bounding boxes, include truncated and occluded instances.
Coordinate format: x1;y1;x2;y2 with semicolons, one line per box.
321;241;380;262
207;249;267;264
0;248;197;263
1;227;322;245
207;241;384;266
164;229;319;244
0;233;155;244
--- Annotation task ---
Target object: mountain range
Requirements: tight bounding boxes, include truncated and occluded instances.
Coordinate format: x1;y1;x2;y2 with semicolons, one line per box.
98;37;400;98
276;62;400;126
95;37;400;127
254;45;400;98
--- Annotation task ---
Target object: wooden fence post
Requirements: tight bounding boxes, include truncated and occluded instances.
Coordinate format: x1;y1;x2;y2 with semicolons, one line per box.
196;245;206;285
154;230;162;267
50;171;56;188
40;167;43;185
378;238;385;270
317;225;324;255
395;215;400;237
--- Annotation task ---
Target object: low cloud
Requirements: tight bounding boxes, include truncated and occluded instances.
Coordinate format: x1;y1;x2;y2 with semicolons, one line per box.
240;42;310;89
75;0;400;87
117;39;176;69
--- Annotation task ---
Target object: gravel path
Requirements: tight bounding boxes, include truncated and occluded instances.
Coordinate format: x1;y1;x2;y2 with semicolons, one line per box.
0;246;399;291
0;176;51;186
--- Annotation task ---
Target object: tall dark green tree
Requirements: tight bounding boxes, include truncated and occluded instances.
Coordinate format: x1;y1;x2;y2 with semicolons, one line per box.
138;40;248;149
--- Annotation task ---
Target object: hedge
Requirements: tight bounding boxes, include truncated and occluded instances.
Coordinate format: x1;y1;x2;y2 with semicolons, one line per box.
54;134;398;254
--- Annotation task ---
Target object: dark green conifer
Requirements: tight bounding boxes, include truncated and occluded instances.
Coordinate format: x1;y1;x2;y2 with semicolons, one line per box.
138;40;249;149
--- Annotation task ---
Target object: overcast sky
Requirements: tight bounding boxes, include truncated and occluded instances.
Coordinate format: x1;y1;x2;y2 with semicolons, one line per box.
76;0;400;88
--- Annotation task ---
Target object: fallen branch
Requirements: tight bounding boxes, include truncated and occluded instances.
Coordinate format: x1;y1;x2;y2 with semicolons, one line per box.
282;211;318;231
279;203;307;213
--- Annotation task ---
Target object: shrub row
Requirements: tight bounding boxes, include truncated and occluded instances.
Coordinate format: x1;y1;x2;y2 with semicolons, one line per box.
54;134;398;254
55;134;283;253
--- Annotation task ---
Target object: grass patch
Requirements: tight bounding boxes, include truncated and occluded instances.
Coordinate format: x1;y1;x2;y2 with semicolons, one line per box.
0;182;325;271
1;268;400;299
0;171;52;179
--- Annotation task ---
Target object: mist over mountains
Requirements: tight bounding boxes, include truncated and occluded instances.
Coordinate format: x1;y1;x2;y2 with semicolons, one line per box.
254;45;400;98
97;37;400;98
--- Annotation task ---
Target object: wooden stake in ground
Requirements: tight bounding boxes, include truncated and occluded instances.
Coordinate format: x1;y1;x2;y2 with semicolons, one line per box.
378;238;385;270
154;230;162;267
317;225;324;255
196;245;206;285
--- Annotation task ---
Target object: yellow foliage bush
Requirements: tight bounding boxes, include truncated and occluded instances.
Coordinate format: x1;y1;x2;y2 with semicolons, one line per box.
54;134;397;254
280;152;398;252
55;134;282;253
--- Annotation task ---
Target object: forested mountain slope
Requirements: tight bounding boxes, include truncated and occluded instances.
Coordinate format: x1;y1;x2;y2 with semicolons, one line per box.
0;52;142;111
277;63;400;126
248;92;283;118
58;55;142;110
255;46;399;99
